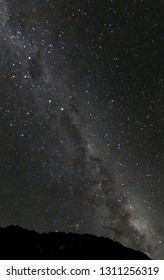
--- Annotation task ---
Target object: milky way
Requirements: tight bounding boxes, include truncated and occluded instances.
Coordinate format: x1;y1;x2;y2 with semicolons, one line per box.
1;0;163;259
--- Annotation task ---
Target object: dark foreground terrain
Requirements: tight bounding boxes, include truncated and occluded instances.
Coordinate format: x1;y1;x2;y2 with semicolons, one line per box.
0;226;150;259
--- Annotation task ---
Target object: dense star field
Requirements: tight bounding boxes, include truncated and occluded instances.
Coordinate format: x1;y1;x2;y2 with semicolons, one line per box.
1;0;163;259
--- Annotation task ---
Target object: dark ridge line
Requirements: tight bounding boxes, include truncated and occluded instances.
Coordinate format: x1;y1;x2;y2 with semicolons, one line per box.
0;225;151;260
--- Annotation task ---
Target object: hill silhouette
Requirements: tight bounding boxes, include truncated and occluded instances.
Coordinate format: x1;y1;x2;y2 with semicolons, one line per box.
0;225;150;259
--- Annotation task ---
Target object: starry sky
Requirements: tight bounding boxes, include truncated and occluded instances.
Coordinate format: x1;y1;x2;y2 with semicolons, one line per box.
1;0;163;259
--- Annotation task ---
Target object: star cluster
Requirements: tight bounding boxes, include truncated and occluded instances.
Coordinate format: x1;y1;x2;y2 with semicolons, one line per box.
1;0;163;259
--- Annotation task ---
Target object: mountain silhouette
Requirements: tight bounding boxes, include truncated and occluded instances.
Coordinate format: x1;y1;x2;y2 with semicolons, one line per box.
0;225;150;259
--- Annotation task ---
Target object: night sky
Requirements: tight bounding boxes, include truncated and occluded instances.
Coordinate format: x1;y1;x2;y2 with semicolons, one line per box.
1;0;163;259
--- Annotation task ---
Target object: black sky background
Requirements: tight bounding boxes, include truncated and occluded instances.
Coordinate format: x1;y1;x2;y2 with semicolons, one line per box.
1;0;164;259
